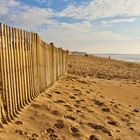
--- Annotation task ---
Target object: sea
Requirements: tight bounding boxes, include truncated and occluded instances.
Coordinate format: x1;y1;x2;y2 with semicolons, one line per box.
94;54;140;63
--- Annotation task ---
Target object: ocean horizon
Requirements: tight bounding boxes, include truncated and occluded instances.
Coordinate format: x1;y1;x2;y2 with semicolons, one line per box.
94;54;140;62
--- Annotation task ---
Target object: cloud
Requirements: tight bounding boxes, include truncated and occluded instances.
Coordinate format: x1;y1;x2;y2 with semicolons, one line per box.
102;18;136;25
38;21;129;52
1;0;139;30
0;0;140;53
0;0;55;30
34;0;52;6
9;7;55;29
110;18;136;23
0;0;20;16
58;0;140;20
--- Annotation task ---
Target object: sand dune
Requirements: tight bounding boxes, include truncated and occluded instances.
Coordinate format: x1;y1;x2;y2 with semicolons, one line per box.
0;55;140;140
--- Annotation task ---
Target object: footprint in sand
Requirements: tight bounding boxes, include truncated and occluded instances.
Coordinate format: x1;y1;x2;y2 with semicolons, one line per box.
121;118;129;122
76;100;81;104
47;94;52;98
73;89;82;94
110;101;115;104
15;121;23;125
70;96;76;99
51;110;61;116
125;114;130;118
129;127;134;131
49;133;58;139
86;91;90;94
74;104;80;108
133;109;139;113
45;128;55;134
31;103;42;109
76;109;82;113
93;99;104;106
55;91;61;94
100;95;105;98
64;104;73;112
87;123;103;130
54;119;64;129
89;89;94;92
81;106;87;109
87;123;112;136
70;126;80;137
78;80;89;84
102;107;111;112
88;110;95;113
15;130;24;135
107;120;118;126
107;116;119;126
44;128;59;139
15;129;35;139
74;93;78;96
89;135;99;140
64;115;76;121
55;100;65;104
113;104;119;108
32;133;39;138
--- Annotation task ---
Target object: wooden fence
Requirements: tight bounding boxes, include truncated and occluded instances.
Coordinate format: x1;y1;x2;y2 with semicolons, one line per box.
0;23;68;125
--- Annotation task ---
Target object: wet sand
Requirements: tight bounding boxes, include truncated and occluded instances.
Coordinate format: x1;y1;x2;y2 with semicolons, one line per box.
0;55;140;140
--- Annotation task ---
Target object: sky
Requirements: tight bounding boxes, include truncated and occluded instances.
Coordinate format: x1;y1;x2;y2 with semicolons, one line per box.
0;0;140;54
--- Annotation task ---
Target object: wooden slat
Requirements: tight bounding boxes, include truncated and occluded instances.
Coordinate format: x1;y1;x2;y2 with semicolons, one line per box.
28;32;34;100
18;29;26;106
9;27;19;115
25;31;31;103
30;32;36;98
15;29;22;110
36;34;39;95
0;23;7;124
18;29;24;108
13;28;21;112
22;30;29;104
8;26;15;117
6;25;15;120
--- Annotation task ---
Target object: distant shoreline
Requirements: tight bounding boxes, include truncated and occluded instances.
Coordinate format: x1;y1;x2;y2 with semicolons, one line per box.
93;54;140;63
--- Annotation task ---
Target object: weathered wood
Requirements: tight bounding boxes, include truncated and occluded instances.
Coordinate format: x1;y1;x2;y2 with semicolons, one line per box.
7;26;16;117
9;27;19;115
25;31;32;103
0;23;68;124
30;32;36;98
0;23;7;125
18;29;26;107
5;25;15;120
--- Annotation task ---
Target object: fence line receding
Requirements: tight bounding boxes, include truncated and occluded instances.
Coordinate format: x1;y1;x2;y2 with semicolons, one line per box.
0;23;68;125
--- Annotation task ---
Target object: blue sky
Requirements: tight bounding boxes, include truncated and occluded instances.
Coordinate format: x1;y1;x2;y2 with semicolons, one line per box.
0;0;140;54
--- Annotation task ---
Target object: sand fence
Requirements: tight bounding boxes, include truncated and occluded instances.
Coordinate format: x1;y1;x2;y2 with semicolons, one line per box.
0;23;68;126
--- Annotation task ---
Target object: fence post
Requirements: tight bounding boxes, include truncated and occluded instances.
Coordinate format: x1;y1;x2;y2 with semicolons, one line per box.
0;23;8;125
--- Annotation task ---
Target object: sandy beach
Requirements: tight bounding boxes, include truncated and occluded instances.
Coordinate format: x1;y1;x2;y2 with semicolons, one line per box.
0;55;140;140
